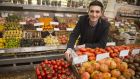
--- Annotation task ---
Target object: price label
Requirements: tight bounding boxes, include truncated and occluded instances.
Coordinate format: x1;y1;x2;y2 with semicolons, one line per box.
35;15;41;18
54;28;60;31
0;50;5;53
65;14;72;17
115;22;119;27
119;50;129;57
96;53;110;61
66;28;74;31
106;42;116;46
55;13;64;17
43;13;49;16
36;28;43;31
72;55;88;65
50;22;59;25
132;49;140;55
34;22;44;26
19;22;26;25
1;13;8;17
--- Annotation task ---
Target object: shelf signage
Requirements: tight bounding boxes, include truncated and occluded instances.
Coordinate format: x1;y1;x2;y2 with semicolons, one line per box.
1;13;8;17
36;28;43;31
55;13;64;17
43;13;49;16
132;49;140;55
106;42;116;46
66;28;74;31
0;50;5;53
96;53;110;61
119;50;129;57
50;22;59;25
35;15;41;18
34;22;44;26
19;22;26;25
65;14;72;17
54;28;60;31
72;55;88;65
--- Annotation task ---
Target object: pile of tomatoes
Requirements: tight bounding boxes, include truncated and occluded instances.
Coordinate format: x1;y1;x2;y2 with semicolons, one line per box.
35;59;75;79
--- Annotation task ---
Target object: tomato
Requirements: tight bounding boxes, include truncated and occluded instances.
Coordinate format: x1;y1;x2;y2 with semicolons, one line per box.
38;75;42;79
79;48;87;52
44;60;48;64
88;56;95;61
58;66;62;70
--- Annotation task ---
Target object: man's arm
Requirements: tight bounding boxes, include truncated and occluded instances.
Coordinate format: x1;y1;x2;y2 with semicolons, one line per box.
67;18;81;49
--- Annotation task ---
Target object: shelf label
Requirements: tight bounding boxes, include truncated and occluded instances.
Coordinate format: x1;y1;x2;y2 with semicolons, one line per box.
72;55;88;65
43;13;49;16
106;42;116;46
78;15;82;17
1;13;8;17
19;22;26;25
65;14;72;17
54;28;60;31
115;22;119;27
55;13;64;17
50;22;59;25
96;53;110;61
0;50;5;53
34;22;44;26
119;50;129;57
36;28;43;31
35;15;41;18
66;28;74;31
132;49;140;55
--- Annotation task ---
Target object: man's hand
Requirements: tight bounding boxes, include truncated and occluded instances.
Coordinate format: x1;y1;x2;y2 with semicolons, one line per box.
64;48;72;62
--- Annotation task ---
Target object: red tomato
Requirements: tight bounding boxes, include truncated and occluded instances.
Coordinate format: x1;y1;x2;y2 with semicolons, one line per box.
79;48;87;52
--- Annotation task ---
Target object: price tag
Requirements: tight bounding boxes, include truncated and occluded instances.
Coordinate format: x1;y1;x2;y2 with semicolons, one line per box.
55;13;64;17
34;22;44;26
35;15;41;18
54;28;60;31
66;28;74;31
96;53;110;61
106;42;116;46
43;13;49;16
65;14;72;17
1;13;8;17
119;50;129;57
115;22;119;27
19;22;26;25
72;55;88;65
132;49;140;55
50;22;59;25
36;28;43;31
0;50;5;53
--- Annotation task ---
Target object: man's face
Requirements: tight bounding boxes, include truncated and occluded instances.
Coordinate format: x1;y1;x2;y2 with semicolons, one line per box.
88;6;102;22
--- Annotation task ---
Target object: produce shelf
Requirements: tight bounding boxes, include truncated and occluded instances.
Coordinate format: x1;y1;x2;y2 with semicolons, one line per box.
0;3;87;13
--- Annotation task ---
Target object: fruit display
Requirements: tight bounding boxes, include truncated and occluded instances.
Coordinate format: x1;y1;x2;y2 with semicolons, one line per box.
76;48;107;61
35;59;76;79
20;39;45;47
44;35;59;46
123;54;140;79
0;38;5;48
22;24;35;30
105;45;130;58
58;34;68;44
0;17;6;25
5;38;20;48
78;58;135;79
3;30;22;39
56;23;68;30
5;22;21;30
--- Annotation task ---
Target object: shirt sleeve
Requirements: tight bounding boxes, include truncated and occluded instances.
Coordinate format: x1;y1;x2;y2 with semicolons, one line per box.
85;23;110;48
67;17;81;49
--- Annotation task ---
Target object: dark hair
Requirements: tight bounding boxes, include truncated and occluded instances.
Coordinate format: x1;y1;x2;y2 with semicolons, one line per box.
89;0;104;11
